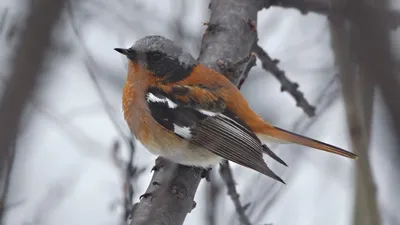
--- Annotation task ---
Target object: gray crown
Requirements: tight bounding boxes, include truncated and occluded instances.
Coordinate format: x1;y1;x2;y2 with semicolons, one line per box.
131;35;196;66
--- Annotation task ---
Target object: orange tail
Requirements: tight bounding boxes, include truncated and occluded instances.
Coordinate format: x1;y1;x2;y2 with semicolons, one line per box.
259;126;357;159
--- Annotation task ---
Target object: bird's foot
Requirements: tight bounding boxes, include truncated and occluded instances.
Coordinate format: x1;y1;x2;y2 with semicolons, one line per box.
151;157;167;172
139;192;152;199
201;167;212;182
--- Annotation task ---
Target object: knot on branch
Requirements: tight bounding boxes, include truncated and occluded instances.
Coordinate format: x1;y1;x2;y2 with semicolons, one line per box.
170;183;187;199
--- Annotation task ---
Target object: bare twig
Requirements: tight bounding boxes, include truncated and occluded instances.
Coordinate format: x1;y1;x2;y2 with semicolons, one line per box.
219;160;252;225
269;0;400;29
67;5;140;223
252;43;316;117
129;0;263;224
245;75;340;224
214;53;257;225
205;171;221;225
25;169;83;225
0;0;66;223
238;53;257;89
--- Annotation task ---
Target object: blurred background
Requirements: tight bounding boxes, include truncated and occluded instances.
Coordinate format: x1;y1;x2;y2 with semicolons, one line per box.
1;0;399;225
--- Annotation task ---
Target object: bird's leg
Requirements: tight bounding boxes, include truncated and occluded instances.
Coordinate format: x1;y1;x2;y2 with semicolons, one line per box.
151;157;167;172
201;167;212;182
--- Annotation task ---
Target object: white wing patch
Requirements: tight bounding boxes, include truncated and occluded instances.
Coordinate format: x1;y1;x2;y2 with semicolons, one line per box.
146;93;177;108
173;124;192;139
198;109;218;117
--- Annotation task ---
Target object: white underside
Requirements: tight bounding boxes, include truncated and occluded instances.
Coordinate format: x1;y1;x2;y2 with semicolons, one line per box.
143;134;291;168
145;143;222;168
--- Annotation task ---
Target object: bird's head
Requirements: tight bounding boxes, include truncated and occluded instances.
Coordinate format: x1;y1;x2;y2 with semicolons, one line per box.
114;35;196;83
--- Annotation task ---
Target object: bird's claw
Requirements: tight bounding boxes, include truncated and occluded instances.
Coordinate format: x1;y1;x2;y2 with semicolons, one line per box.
139;192;153;200
201;167;212;182
151;157;167;172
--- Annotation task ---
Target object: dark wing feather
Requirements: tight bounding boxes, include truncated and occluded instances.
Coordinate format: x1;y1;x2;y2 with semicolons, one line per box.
145;85;285;183
190;114;284;183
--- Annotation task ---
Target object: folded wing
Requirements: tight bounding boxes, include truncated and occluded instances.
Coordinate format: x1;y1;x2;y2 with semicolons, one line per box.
145;85;285;183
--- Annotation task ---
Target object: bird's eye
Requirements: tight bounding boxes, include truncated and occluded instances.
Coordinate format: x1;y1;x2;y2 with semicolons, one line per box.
151;52;163;61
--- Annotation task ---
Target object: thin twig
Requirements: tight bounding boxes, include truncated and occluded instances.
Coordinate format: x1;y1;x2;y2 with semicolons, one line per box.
252;43;316;117
67;4;139;223
214;51;257;225
219;160;252;225
238;53;257;89
205;171;221;225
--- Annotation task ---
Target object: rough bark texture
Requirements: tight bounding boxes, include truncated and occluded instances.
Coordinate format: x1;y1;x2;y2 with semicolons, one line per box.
0;0;66;222
129;0;262;224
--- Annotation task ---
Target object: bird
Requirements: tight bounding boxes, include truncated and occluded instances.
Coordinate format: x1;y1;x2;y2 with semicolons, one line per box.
114;35;357;184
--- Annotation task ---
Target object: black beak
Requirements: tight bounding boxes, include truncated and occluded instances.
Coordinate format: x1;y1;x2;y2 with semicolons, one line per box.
114;48;130;55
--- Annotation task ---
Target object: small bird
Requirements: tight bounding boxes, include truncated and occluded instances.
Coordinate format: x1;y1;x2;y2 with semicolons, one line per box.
115;35;357;183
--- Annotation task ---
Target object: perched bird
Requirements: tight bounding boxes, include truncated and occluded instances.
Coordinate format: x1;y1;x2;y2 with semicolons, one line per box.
115;35;357;183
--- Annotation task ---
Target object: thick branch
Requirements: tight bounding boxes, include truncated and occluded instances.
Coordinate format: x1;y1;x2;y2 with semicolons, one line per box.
128;0;262;225
329;17;380;225
270;0;400;29
0;0;65;222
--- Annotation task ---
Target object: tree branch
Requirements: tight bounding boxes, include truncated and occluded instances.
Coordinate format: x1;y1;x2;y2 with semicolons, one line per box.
252;43;316;117
128;0;263;224
270;0;400;29
219;160;252;225
0;0;66;223
328;0;399;222
329;17;380;225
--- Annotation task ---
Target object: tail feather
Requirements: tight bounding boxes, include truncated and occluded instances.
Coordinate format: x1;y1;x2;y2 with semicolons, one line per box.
255;162;286;184
262;144;288;167
260;126;357;159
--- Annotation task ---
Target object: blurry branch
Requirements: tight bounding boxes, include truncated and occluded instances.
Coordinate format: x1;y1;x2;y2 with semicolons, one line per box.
0;8;19;43
216;55;257;225
25;169;83;225
67;4;141;223
171;0;188;43
346;0;400;221
1;76;104;150
330;17;380;225
220;160;252;225
246;76;340;223
0;9;8;33
328;0;399;222
111;140;145;224
205;171;221;225
0;140;15;223
0;0;66;223
269;0;400;29
170;0;202;52
252;41;316;117
129;0;262;225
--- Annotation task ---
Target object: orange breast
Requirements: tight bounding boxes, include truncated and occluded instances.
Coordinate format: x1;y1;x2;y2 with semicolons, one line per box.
122;62;185;153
